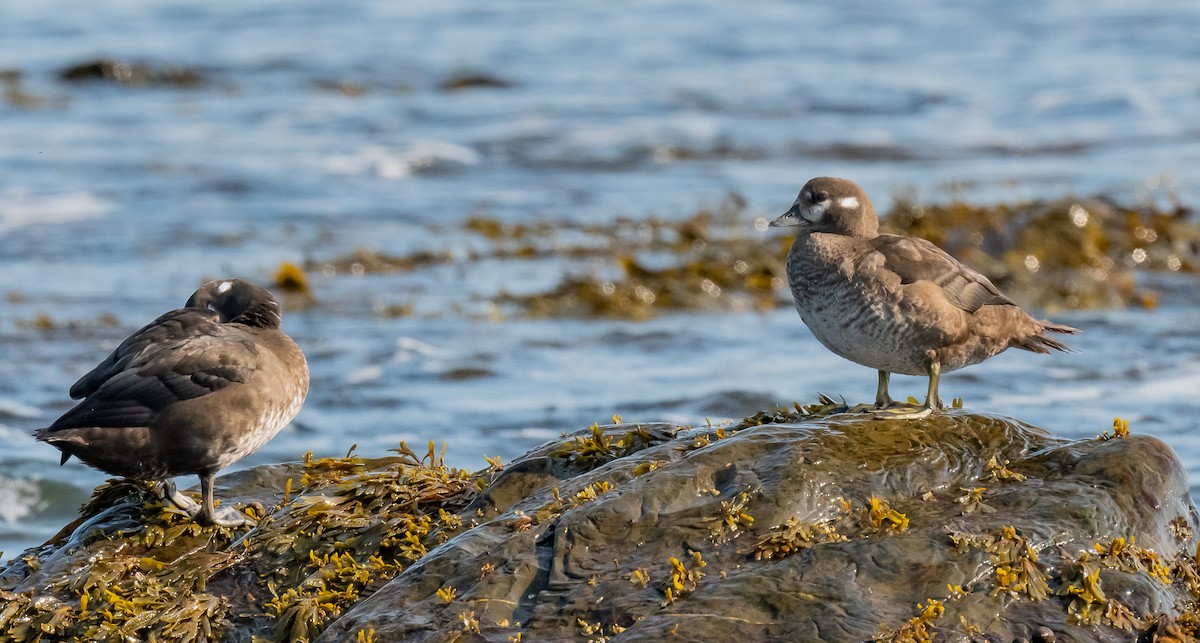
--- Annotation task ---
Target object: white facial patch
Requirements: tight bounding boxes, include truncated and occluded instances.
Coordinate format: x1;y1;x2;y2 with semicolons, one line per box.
838;196;859;209
217;281;233;294
802;203;826;223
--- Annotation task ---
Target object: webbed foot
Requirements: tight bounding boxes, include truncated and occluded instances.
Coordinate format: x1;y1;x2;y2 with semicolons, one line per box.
873;403;934;420
160;476;255;529
159;480;202;514
195;505;257;528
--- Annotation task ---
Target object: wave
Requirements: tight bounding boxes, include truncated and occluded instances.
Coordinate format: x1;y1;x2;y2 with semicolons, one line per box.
0;189;112;233
324;140;481;179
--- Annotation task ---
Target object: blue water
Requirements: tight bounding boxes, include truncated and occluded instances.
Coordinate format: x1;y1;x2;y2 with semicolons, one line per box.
2;0;1200;561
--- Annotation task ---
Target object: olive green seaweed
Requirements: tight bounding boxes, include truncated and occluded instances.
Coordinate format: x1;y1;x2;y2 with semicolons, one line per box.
300;192;1196;321
5;406;1200;642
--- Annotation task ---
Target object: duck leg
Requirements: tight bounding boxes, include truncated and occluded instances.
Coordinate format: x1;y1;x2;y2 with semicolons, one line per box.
874;360;940;420
925;360;943;412
926;362;945;412
193;471;255;528
875;370;894;408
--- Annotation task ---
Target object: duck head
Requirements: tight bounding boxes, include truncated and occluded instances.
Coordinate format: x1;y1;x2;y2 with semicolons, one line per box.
770;177;879;238
186;279;282;328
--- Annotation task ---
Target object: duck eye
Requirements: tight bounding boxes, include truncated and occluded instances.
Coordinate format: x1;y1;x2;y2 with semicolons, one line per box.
812;190;829;202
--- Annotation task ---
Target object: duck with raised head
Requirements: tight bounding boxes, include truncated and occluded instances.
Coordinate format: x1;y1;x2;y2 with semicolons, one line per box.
36;278;309;526
770;177;1077;418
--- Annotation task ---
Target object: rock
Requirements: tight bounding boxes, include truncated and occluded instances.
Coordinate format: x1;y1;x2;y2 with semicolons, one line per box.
58;59;206;87
3;406;1200;642
438;72;513;92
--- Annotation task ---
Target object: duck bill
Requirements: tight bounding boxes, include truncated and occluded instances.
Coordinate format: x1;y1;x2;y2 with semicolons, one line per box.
769;204;804;228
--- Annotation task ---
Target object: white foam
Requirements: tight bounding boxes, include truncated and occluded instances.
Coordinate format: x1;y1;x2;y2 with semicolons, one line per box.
0;189;112;233
346;365;383;384
517;426;558;439
1124;367;1200;403
392;336;442;363
0;477;47;524
984;384;1104;406
325;140;480;179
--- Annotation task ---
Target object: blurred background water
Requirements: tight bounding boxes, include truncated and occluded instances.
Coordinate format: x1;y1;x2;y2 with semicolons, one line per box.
2;0;1199;560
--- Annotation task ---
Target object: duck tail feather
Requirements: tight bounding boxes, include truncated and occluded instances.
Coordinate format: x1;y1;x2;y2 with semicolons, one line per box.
1016;321;1079;354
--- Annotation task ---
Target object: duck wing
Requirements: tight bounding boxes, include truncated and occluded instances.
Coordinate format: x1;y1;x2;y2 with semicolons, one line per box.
868;234;1014;313
69;307;221;399
48;310;259;432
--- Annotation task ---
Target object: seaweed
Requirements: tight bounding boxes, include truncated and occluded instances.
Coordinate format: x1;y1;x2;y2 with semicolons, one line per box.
295;191;1194;320
59;59;206;87
0;442;474;642
439;72;513;92
751;517;845;561
659;551;705;606
879;599;944;643
550;422;662;470
702;490;756;543
864;496;910;533
888;195;1197;310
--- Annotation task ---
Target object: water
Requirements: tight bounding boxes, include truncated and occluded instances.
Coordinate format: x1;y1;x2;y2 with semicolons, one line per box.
2;0;1200;561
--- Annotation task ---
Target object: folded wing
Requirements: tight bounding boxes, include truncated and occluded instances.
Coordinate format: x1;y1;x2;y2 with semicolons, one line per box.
47;309;259;432
868;234;1014;313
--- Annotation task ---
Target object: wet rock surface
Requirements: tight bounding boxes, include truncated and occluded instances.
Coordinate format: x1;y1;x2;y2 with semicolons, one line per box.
58;59;207;87
3;407;1200;642
438;72;514;92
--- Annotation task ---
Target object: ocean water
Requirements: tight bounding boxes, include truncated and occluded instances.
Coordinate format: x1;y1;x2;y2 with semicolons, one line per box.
2;0;1200;561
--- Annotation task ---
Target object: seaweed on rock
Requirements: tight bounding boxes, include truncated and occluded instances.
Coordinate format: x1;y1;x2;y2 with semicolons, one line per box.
0;442;475;642
4;408;1200;642
300;193;1196;320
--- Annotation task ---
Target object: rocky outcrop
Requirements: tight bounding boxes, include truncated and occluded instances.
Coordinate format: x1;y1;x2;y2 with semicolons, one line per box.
3;405;1199;642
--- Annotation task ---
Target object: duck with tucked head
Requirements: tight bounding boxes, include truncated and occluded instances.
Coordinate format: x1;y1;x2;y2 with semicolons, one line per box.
770;177;1077;418
36;279;309;526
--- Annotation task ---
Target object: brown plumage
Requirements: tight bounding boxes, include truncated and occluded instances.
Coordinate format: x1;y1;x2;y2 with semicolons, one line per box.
36;279;309;526
770;177;1077;417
